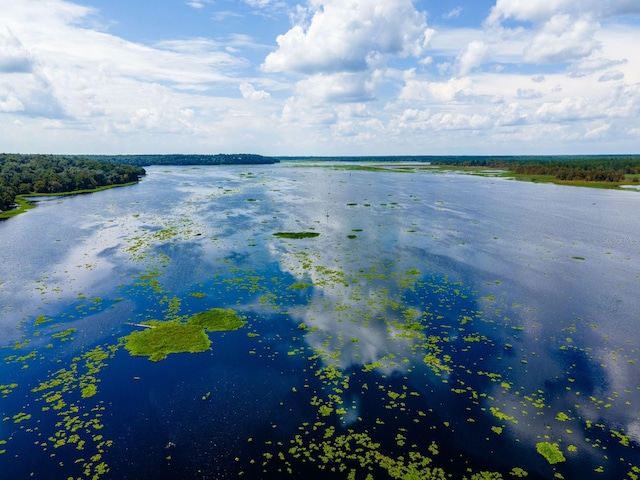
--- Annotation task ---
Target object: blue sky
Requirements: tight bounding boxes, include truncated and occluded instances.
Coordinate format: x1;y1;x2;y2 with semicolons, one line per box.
1;0;639;155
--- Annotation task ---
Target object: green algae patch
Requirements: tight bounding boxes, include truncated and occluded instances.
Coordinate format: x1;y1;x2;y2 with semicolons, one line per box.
52;328;76;340
123;323;211;362
536;442;566;464
187;308;246;332
35;314;54;326
123;308;245;361
273;231;320;239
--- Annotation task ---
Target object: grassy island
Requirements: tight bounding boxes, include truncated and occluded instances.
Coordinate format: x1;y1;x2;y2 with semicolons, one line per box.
122;308;245;361
123;322;211;362
536;442;566;464
187;308;247;331
273;232;321;239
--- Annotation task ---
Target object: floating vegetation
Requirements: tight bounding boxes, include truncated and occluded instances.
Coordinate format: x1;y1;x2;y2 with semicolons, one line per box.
123;308;245;361
51;328;76;340
123;322;211;362
187;308;247;331
273;232;321;239
536;442;566;464
34;314;54;326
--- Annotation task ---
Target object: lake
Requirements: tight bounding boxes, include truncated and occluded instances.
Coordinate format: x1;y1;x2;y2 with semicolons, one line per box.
1;162;639;479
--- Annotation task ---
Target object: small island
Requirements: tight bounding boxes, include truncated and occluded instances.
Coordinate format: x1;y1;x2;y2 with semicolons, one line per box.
122;308;246;362
273;232;321;239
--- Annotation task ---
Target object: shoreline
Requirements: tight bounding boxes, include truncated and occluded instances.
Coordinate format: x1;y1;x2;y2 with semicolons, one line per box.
0;182;139;220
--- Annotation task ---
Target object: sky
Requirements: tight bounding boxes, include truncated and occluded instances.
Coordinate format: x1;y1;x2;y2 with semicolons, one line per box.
1;0;639;156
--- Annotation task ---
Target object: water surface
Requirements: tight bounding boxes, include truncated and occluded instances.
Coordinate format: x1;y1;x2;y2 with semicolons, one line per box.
1;163;639;479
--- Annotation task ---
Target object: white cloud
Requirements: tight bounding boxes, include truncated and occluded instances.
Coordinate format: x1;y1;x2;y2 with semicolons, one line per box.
294;71;380;103
239;82;271;99
584;123;610;139
517;88;543;100
486;0;575;25
0;94;24;112
0;28;33;73
535;96;595;122
0;1;252;129
399;74;473;103
211;10;243;22
0;0;639;155
186;1;206;9
245;0;276;7
598;70;624;82
524;14;600;64
458;40;489;75
443;7;463;20
262;0;432;75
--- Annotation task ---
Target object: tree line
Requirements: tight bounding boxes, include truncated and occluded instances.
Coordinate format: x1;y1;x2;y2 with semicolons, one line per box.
0;154;146;212
429;155;640;182
84;153;279;166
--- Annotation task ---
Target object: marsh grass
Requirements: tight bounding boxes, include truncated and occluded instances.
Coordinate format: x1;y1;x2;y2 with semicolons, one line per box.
123;322;211;362
273;232;321;239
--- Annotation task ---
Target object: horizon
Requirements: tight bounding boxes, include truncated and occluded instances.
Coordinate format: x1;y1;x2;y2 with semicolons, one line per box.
3;153;640;159
1;1;640;156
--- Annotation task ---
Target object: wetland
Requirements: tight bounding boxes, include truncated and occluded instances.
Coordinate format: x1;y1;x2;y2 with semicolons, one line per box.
0;162;639;479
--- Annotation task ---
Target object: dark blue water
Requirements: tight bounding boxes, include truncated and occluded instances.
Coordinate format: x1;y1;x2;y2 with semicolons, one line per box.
1;163;639;479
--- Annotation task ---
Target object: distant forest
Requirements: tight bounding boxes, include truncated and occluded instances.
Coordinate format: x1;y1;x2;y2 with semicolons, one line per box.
279;154;640;183
0;154;145;211
426;155;640;183
84;153;280;166
0;153;279;213
2;153;639;213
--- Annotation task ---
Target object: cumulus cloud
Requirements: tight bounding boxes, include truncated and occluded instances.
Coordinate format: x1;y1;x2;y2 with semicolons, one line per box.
535;96;595;122
294;71;380;103
0;94;25;112
0;28;33;73
458;40;489;75
1;0;639;155
488;0;640;27
572;56;627;75
486;0;575;25
484;1;636;71
399;74;473;103
262;0;432;74
524;14;600;63
517;88;543;100
239;82;271;99
394;108;492;132
598;70;624;82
